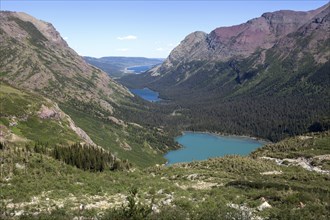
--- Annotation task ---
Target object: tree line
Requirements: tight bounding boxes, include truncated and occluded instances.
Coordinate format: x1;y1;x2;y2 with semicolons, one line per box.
32;142;131;172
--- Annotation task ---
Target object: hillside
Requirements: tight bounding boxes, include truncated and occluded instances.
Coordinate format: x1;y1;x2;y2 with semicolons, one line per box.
120;3;330;141
0;11;176;167
84;56;164;78
0;12;130;107
1;5;330;220
0;84;82;145
1;131;329;219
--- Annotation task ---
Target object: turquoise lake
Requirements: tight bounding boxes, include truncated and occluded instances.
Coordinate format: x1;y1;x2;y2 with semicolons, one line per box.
165;132;265;165
130;88;161;102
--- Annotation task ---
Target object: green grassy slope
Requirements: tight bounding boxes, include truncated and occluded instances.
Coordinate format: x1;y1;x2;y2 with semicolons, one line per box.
60;103;170;167
0;83;175;167
1;131;329;219
0;83;80;146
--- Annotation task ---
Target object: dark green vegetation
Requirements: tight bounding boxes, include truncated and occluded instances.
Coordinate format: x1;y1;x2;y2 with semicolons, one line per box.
59;102;175;167
1;132;329;219
52;143;120;172
120;57;330;142
84;56;164;78
252;132;330;159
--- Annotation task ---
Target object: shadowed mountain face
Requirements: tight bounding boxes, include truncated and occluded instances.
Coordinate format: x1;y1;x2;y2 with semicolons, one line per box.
120;4;330;141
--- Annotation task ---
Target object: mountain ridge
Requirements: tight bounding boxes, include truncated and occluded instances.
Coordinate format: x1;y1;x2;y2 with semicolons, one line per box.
0;11;131;111
145;3;329;80
120;3;330;141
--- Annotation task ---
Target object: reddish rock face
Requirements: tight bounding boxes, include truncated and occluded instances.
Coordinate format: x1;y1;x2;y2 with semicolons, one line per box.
208;8;324;60
209;18;273;57
151;3;329;80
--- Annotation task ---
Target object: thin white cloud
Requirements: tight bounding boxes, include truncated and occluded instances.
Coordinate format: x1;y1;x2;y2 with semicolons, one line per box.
116;48;129;52
63;37;69;40
117;35;137;40
156;47;165;51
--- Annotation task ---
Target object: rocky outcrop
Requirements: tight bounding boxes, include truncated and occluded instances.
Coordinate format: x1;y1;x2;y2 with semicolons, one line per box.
37;104;62;120
161;31;208;68
67;117;96;147
260;156;330;175
257;201;272;211
108;116;127;127
120;141;132;151
37;101;96;146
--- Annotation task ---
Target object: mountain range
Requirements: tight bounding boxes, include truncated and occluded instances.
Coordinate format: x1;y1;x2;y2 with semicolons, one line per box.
120;3;330;141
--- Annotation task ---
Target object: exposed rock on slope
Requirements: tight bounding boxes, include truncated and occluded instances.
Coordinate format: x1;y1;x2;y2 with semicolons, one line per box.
0;84;95;145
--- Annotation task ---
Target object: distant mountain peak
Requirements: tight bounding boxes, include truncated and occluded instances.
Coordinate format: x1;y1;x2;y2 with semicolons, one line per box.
2;11;68;47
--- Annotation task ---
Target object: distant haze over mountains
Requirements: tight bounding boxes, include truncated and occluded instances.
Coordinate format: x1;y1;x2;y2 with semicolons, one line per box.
84;56;164;78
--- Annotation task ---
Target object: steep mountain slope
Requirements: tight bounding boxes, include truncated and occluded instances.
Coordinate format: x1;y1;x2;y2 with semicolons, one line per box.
0;11;176;167
84;56;164;78
0;11;129;109
123;4;327;86
0;84;83;145
120;4;330;141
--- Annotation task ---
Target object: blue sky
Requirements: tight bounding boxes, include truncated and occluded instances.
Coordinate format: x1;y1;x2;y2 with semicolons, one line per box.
1;1;327;58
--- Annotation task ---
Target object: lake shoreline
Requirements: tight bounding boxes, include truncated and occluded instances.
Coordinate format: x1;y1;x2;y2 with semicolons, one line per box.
129;87;162;102
124;64;156;74
164;130;270;166
178;130;272;144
